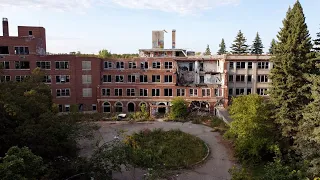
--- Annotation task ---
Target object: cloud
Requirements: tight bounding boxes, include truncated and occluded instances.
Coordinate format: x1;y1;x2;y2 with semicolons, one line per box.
0;0;239;15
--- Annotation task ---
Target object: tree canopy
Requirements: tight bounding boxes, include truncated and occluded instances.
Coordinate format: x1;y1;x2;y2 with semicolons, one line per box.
251;32;264;55
217;38;227;55
204;45;212;55
230;30;249;54
269;39;277;55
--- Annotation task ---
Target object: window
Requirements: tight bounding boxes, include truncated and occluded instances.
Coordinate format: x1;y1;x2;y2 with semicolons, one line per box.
257;75;268;82
15;75;27;82
199;62;204;71
104;61;113;69
56;89;70;97
116;62;124;69
152;75;161;83
164;75;173;83
127;88;135;96
152;89;160;96
14;47;29;55
202;89;210;97
140;75;148;83
115;102;123;113
257;88;268;96
15;61;30;69
229;88;233;96
103;75;112;83
165;62;173;69
236;62;246;69
189;63;193;71
214;88;220;97
55;61;69;69
140;89;148;96
247;75;252;82
177;89;185;96
82;61;91;70
200;76;204;83
56;75;70;83
29;31;33;35
115;75;124;83
258;62;269;69
58;104;63;112
92;104;97;111
83;88;92;97
0;75;10;82
128;75;136;83
235;88;245;95
115;89;123;96
190;89;198;96
65;105;70;112
248;62;253;69
247;88;252;94
103;102;111;113
229;62;234;69
236;75;245;82
229;75;234;82
43;75;51;83
128;62;136;69
140;62;148;69
0;46;9;54
36;61;50;69
82;75;92;84
152;62;161;69
164;89;173;96
102;88;110;96
1;61;9;69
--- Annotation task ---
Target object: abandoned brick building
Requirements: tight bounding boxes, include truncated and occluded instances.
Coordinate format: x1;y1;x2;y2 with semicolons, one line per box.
0;18;272;115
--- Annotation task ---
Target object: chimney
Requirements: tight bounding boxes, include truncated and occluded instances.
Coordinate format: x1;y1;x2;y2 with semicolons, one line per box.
172;29;176;49
2;18;9;37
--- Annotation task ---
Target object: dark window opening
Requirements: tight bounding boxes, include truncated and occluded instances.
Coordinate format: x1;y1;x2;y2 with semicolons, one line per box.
15;61;30;69
0;46;9;54
29;31;33;36
200;76;205;83
199;62;204;71
14;47;29;55
189;63;193;71
1;61;9;69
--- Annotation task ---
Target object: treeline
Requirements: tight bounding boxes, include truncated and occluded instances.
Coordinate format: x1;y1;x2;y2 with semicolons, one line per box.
226;1;320;179
47;49;139;59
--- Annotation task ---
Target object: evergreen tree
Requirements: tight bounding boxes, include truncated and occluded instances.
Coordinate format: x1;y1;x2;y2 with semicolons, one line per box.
313;27;320;52
217;38;227;55
230;30;249;54
269;39;277;54
204;44;211;55
269;2;314;138
251;32;264;55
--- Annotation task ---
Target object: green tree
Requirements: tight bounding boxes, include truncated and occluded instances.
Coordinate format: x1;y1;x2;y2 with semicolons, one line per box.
225;94;277;163
269;1;315;138
217;38;227;55
313;27;320;52
169;97;188;120
269;39;277;55
0;146;46;180
98;49;112;58
230;30;249;54
251;32;264;55
204;44;211;55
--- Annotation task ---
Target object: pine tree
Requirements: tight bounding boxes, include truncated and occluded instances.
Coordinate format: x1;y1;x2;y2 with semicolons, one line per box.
269;39;277;55
269;2;314;138
231;30;249;54
204;44;211;55
251;32;264;55
217;38;227;55
313;27;320;52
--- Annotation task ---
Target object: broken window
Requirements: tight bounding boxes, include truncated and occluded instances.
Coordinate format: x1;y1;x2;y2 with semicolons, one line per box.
115;89;123;96
247;75;252;82
140;89;148;96
236;62;245;69
115;75;124;82
229;88;233;96
0;75;10;82
36;61;50;69
152;89;160;96
190;101;210;112
140;75;148;83
235;88;245;95
127;88;135;96
229;62;233;69
15;75;28;82
116;62;124;69
165;62;173;69
152;62;161;69
152;75;161;83
128;75;136;83
128;62;137;69
164;89;173;96
200;76;205;84
236;75;245;82
43;75;51;83
258;62;269;69
14;47;29;55
55;61;69;69
140;62;148;69
229;75;233;82
29;31;33;35
56;75;70;83
189;63;193;71
56;89;70;97
0;46;9;54
0;61;9;69
190;89;198;96
258;75;268;82
257;88;268;96
177;89;185;96
248;62;253;69
202;89;210;97
103;75;112;82
247;88;252;94
199;62;204;71
104;61;113;69
102;88;111;96
15;61;30;69
164;75;172;83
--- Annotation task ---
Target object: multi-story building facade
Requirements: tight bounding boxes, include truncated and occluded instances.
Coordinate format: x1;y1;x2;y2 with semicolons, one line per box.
0;18;271;116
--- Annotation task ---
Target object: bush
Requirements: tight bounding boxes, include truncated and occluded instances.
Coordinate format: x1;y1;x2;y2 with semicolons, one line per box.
129;104;150;121
169;97;188;120
229;166;252;180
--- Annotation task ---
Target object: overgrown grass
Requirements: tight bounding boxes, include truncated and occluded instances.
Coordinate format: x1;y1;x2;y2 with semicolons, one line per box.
125;129;207;170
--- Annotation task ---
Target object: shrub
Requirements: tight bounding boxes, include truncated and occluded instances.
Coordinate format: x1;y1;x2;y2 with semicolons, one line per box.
169;97;188;120
229;166;252;180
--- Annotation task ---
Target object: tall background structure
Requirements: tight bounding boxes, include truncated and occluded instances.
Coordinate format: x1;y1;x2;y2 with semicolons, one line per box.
152;31;164;49
172;29;176;49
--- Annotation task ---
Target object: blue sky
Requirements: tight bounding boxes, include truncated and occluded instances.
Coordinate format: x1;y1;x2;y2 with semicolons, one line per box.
1;0;319;54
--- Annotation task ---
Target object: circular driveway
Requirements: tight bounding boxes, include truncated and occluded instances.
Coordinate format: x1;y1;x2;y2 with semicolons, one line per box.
80;121;235;180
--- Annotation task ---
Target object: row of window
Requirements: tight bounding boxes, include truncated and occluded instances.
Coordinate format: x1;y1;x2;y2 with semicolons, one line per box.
101;88;221;97
104;61;173;70
0;61;70;70
229;75;269;83
229;62;269;69
229;88;268;96
58;104;97;112
102;75;174;83
0;75;71;83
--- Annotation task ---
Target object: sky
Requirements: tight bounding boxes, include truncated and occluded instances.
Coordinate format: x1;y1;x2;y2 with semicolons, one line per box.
0;0;319;54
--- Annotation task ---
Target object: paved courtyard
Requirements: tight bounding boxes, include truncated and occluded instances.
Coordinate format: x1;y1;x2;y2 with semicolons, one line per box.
80;121;236;180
